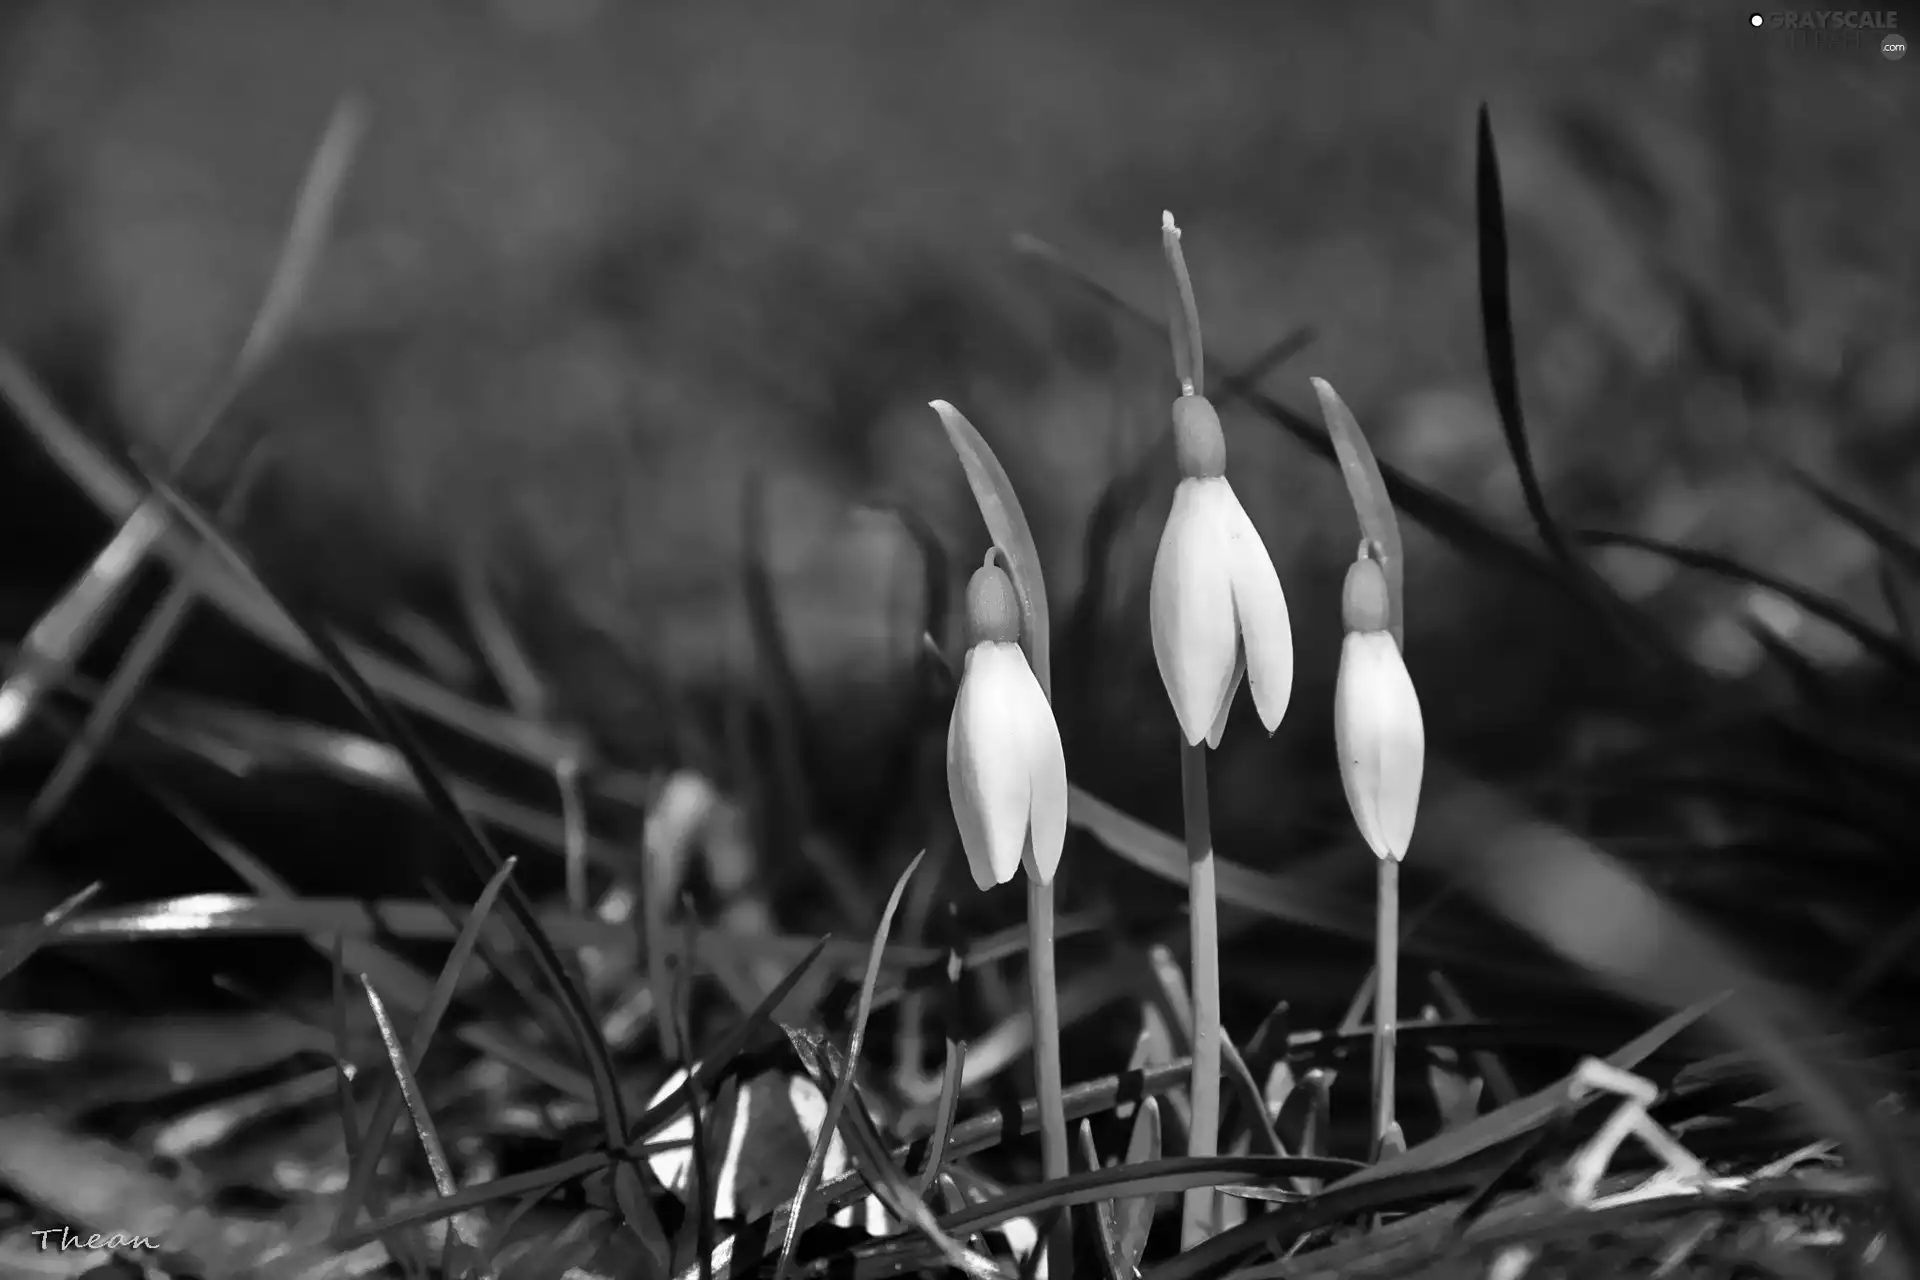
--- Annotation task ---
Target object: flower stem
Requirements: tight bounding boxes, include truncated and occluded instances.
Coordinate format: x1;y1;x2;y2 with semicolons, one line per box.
1178;739;1220;1248
1371;855;1401;1158
1028;875;1072;1279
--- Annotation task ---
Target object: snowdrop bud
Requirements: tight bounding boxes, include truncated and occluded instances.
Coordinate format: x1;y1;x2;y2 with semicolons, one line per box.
965;558;1020;645
1172;394;1226;480
946;559;1069;889
1334;555;1424;862
1341;551;1391;634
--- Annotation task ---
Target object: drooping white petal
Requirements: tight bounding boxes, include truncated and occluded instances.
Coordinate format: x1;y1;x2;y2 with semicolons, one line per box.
1205;648;1244;750
1218;486;1294;734
1334;631;1425;861
1018;671;1070;884
1150;478;1241;747
947;642;1043;889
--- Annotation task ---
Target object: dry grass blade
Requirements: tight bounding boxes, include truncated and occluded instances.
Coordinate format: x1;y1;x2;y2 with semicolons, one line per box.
336;858;521;1239
327;935;434;1278
0;880;102;986
358;977;474;1267
773;852;926;1280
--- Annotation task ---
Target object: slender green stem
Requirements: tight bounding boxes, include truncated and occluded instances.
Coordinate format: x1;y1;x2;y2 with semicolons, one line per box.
1028;875;1072;1279
1178;739;1220;1248
1372;856;1401;1158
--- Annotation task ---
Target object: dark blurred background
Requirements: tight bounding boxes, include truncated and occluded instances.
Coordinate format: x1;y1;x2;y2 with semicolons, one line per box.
0;0;1914;947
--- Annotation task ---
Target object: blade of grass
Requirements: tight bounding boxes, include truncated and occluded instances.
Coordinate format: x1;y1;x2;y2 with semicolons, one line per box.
327;934;433;1275
1582;529;1920;677
913;1036;967;1198
1474;105;1676;675
24;444;270;836
1474;106;1573;577
743;475;871;927
1077;1121;1128;1280
0;500;171;754
1067;787;1370;943
337;857;520;1237
334;1151;618;1248
773;853;925;1280
1784;458;1920;579
359;977;469;1256
1115;1098;1163;1280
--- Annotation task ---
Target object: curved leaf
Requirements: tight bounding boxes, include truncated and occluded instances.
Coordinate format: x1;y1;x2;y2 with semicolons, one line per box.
1312;378;1406;651
929;400;1053;699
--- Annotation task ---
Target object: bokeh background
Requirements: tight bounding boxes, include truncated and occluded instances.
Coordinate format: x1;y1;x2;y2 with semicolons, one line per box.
0;0;1914;954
